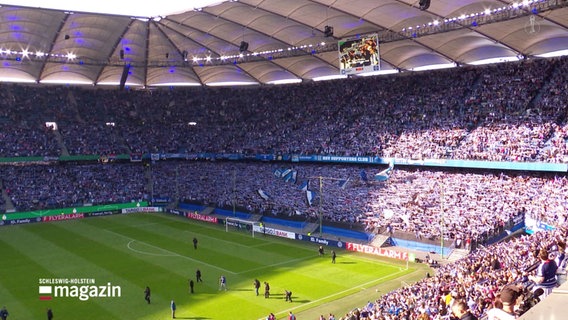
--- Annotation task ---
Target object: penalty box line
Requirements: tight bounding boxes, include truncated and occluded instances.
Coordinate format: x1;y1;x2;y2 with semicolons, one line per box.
236;255;315;275
154;213;316;255
262;268;409;320
104;229;236;275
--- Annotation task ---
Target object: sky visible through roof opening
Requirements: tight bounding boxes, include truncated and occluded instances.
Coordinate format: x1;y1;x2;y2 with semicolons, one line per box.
0;0;227;17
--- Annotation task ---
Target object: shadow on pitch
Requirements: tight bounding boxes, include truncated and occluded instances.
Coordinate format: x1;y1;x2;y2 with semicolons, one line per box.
229;288;253;292
338;261;356;264
266;297;310;303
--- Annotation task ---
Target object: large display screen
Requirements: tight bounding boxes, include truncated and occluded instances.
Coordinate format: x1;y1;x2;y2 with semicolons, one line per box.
339;34;380;75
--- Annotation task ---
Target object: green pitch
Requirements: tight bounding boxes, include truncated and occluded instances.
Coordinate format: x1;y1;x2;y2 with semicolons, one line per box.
0;213;428;319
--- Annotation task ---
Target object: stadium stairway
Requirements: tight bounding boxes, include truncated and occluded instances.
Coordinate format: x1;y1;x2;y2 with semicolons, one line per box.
444;248;470;263
251;214;263;222
526;58;559;111
66;90;85;123
200;206;215;215
52;129;70;156
302;222;319;235
0;180;15;212
144;165;153;198
370;233;391;248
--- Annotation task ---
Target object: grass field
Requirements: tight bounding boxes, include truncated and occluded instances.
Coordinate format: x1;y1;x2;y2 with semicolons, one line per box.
0;213;429;320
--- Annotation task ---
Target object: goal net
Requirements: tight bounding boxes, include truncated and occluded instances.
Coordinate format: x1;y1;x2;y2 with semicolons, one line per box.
225;217;261;238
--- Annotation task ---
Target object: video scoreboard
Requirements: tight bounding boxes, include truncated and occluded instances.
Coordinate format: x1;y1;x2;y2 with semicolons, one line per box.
339;34;380;75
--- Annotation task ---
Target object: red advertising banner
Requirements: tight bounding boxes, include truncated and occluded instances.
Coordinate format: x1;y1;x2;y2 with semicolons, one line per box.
42;213;85;222
187;212;218;224
346;243;408;261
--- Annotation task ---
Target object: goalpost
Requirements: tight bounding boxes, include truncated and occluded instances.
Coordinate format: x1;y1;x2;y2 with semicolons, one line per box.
225;217;262;238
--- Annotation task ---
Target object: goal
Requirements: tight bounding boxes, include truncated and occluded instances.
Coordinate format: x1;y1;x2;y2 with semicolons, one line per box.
225;217;262;238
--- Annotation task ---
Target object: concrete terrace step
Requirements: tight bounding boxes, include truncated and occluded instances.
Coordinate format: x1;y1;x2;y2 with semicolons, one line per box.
200;206;215;215
445;248;470;263
370;234;391;248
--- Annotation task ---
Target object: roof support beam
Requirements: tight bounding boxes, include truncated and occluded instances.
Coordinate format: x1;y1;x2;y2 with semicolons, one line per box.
93;19;135;85
36;12;69;83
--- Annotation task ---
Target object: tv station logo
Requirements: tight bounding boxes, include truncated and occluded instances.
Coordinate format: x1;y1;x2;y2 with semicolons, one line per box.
38;278;121;301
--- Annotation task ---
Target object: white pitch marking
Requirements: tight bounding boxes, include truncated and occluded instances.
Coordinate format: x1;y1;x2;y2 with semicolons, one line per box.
104;229;236;275
126;240;178;257
258;268;409;320
236;255;314;275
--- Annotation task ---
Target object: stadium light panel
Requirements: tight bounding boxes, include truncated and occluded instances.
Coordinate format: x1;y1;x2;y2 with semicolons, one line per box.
468;56;520;65
313;75;347;82
412;63;457;71
358;69;399;76
536;49;568;58
206;81;258;87
0;0;228;17
266;79;302;85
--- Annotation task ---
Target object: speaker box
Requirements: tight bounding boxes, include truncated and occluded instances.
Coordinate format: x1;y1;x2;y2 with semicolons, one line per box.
324;26;334;37
419;0;430;10
239;41;249;52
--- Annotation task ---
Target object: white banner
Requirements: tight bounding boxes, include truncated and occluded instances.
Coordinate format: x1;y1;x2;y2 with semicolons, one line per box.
121;207;163;214
252;225;295;239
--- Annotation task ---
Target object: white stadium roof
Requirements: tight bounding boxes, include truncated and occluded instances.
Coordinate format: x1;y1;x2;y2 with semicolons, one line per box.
0;0;567;86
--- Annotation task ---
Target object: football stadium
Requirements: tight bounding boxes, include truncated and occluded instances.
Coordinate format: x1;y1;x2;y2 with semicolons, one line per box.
0;1;567;319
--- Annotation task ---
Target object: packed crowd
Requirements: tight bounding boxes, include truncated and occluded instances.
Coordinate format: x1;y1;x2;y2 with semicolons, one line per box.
151;161;568;241
0;122;59;157
4;162;565;320
1;163;147;212
2;161;566;243
0;56;566;320
336;223;567;320
0;57;566;161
